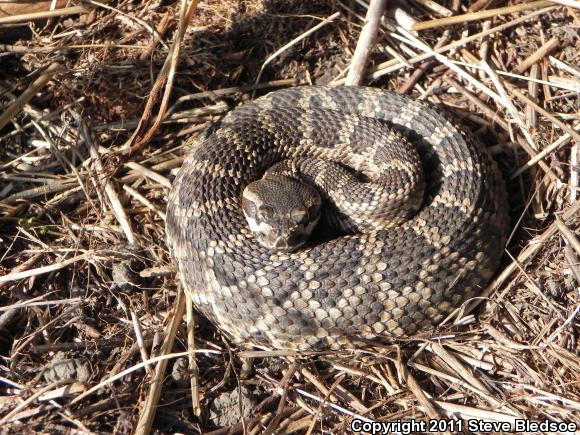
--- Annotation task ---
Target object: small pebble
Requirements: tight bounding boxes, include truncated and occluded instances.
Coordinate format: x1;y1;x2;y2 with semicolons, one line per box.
43;352;91;383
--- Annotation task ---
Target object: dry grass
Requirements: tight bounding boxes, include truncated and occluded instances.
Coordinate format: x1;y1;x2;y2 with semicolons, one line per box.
0;0;579;433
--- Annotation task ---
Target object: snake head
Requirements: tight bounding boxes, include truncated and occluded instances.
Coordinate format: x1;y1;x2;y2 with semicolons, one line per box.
242;175;321;251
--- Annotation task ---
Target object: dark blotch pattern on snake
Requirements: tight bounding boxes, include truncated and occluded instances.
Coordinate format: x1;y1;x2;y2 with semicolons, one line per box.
166;86;509;350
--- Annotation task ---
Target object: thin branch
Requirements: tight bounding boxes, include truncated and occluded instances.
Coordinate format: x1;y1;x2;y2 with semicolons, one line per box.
0;63;61;131
345;0;388;86
412;0;553;30
0;5;90;25
0;253;94;284
513;37;559;74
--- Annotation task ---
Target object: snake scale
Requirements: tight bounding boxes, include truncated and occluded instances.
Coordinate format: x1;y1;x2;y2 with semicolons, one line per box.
166;86;509;350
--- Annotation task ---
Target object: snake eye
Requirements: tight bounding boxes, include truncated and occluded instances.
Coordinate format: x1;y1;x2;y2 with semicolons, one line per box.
290;209;307;224
258;206;273;220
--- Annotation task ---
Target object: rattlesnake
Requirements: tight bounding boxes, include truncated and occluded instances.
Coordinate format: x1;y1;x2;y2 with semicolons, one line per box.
166;86;509;350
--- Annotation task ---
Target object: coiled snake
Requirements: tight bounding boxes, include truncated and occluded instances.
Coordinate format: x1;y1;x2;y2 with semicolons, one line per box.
166;86;509;350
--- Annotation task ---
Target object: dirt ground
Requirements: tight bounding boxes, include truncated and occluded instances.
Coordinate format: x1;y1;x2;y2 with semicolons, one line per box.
0;0;579;433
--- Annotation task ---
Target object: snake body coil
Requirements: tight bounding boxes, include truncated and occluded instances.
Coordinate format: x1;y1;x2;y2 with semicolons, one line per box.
166;86;509;350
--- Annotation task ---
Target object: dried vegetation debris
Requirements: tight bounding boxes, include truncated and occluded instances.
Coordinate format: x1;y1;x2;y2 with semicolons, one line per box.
0;0;579;433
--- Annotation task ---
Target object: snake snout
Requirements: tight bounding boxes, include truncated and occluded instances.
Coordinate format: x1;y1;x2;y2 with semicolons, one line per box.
263;229;308;252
